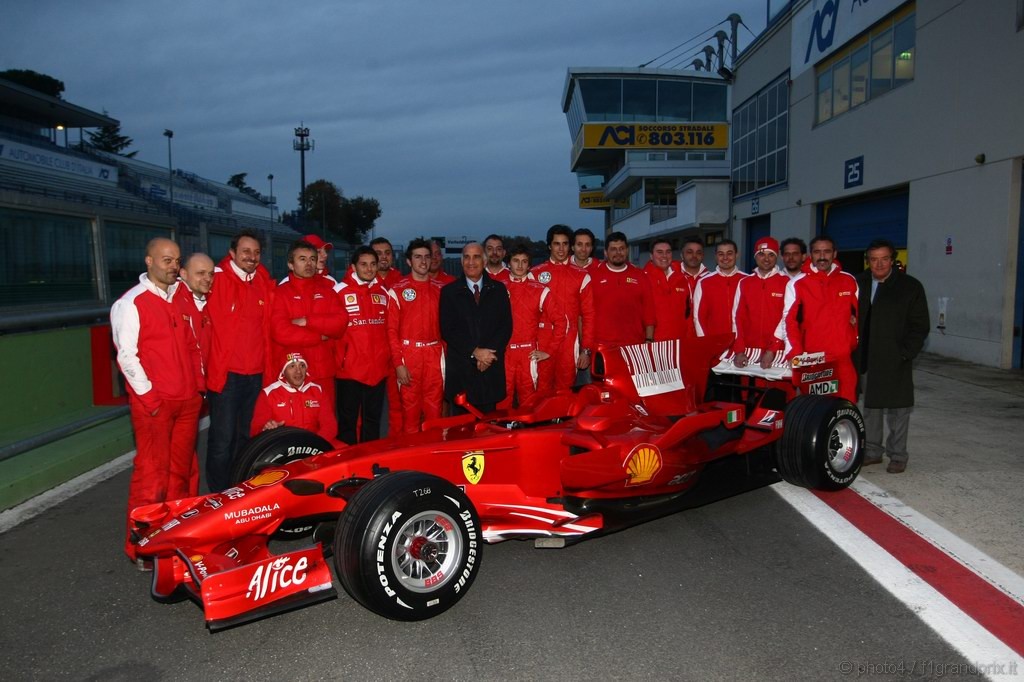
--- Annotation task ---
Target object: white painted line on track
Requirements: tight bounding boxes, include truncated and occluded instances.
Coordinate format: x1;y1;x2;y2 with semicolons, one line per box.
0;416;210;535
773;484;1024;673
852;478;1024;608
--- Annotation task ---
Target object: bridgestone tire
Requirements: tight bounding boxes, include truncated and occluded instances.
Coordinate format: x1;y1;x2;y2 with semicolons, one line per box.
229;426;334;538
778;396;864;491
229;426;333;485
334;472;481;621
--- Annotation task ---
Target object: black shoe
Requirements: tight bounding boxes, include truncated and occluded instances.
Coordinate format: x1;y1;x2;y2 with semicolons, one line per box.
863;453;883;466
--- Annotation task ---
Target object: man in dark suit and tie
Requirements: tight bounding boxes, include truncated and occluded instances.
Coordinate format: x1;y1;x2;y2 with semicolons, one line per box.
439;242;513;414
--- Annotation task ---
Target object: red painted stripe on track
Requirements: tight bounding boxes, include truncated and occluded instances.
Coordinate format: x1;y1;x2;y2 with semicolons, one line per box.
813;488;1024;657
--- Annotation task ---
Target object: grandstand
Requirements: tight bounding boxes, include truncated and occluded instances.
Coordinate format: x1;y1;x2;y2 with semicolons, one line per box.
0;76;303;512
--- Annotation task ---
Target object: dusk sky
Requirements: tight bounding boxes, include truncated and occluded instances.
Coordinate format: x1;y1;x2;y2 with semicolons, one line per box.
3;0;767;244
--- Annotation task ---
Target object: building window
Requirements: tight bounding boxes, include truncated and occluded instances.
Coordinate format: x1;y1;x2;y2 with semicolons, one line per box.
579;79;622;121
731;75;789;198
657;80;692;121
815;6;915;124
623;79;657;121
105;221;173;298
0;207;97;308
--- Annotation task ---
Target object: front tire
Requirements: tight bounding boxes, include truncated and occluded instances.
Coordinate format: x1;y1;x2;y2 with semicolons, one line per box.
230;426;334;538
334;472;481;621
778;396;864;491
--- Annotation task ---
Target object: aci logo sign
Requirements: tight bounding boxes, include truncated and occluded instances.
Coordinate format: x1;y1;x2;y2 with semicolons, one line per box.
791;0;902;78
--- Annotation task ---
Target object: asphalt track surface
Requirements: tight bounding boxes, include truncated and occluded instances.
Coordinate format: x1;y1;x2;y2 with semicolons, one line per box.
0;463;982;681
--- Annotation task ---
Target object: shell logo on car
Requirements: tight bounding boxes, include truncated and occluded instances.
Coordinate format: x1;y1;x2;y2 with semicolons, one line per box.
246;469;289;488
624;444;662;486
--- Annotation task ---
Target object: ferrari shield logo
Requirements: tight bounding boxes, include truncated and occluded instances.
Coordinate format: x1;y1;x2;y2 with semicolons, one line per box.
462;450;485;485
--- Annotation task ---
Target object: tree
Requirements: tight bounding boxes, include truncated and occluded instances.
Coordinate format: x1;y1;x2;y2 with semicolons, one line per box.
0;69;64;98
339;196;382;245
86;111;136;157
303;179;345;240
227;173;251;191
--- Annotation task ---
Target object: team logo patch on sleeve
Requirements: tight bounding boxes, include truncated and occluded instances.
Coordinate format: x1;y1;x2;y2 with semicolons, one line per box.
462;450;485;485
402;288;417;301
538;271;552;284
344;293;358;306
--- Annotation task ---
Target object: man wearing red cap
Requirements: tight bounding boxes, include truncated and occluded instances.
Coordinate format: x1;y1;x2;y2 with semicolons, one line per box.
731;237;789;369
778;235;859;402
251;352;337;443
644;237;691;341
302;233;335;281
693;239;747;339
271;239;347;413
386;239;445;432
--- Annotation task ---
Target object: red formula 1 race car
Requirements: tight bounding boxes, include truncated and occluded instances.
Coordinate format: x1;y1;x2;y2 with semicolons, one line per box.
128;336;864;630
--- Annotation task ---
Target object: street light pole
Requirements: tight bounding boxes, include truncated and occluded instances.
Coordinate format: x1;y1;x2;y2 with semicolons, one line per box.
293;124;314;227
267;173;275;226
163;129;174;217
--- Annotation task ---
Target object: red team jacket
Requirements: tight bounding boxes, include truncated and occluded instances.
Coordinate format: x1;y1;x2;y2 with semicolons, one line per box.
731;269;789;354
271;274;348;382
591;262;657;347
334;272;391;385
111;276;205;414
250;376;337;442
386;276;444;367
530;259;596;351
780;260;859;359
693;268;748;338
172;281;212;372
506;275;566;348
643;261;691;341
206;257;275;393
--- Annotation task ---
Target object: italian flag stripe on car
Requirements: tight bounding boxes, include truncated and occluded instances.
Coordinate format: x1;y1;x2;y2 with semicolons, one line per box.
726;409;740;423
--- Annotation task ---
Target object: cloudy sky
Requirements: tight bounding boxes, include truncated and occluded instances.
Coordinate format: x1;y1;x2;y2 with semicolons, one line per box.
3;0;767;244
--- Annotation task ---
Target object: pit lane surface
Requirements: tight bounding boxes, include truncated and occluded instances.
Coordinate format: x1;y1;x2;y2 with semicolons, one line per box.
0;468;980;681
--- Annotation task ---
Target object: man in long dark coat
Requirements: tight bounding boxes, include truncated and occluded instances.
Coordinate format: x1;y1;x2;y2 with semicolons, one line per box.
853;239;930;474
440;242;513;413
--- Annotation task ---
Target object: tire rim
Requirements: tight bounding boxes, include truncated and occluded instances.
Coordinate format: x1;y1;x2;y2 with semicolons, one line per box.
827;418;860;473
391;510;463;593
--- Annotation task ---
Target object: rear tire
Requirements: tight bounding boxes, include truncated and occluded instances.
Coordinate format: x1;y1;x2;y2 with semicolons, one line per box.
230;426;334;538
334;472;481;621
778;396;864;491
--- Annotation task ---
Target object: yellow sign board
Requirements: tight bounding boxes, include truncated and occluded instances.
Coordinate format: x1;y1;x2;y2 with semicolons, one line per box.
579;190;629;210
581;123;728;151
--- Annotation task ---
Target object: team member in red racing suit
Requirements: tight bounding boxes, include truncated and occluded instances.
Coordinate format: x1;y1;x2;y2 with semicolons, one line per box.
693;239;747;340
592;232;656;347
271;239;347;413
498;244;565;408
250;353;338;443
386;239;445;434
334;246;391;444
778;235;859;402
731;237;788;369
205;230;275;493
111;238;204;561
531;225;596;391
643;237;691;342
371;236;404;435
